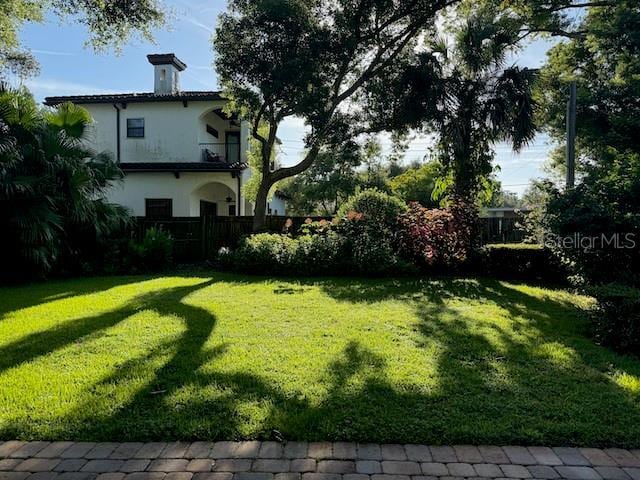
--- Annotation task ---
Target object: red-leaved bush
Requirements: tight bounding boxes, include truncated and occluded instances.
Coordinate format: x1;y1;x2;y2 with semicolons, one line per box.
397;201;476;269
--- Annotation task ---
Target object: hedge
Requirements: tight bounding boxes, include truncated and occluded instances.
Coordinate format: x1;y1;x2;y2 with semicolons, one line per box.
476;243;568;283
589;284;640;357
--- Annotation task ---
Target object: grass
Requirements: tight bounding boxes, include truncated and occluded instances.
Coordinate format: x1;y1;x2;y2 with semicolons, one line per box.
1;272;639;446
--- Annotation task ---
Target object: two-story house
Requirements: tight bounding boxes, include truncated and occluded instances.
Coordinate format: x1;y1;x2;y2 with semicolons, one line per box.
44;53;286;218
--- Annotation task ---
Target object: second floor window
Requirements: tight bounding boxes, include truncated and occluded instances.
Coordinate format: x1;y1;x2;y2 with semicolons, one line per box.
127;118;145;138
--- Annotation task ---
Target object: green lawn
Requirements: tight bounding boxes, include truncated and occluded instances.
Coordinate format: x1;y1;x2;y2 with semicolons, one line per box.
1;273;639;446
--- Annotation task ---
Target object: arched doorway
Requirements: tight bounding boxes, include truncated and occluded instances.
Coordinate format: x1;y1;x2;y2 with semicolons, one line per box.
191;181;238;217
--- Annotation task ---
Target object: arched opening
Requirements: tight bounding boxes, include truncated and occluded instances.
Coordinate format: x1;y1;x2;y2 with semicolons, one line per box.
197;109;241;164
191;181;238;217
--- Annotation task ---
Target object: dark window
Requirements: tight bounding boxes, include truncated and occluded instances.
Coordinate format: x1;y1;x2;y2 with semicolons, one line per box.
206;124;219;138
145;199;172;218
228;205;236;216
127;118;145;138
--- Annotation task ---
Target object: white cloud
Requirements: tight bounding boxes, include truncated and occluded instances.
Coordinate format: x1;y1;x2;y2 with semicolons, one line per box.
22;78;121;101
184;16;215;34
31;49;77;57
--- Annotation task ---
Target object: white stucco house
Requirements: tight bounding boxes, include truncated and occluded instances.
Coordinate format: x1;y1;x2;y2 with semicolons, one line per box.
44;53;286;218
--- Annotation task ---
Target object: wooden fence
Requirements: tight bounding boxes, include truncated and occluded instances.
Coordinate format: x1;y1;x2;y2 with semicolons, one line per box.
134;215;525;262
133;216;331;261
479;217;526;244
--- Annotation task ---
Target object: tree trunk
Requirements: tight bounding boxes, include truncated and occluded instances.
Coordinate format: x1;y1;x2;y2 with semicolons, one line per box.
252;176;272;232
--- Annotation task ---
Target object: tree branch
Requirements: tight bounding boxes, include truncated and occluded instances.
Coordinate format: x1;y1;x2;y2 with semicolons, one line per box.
270;145;321;182
336;0;459;104
251;102;268;146
543;1;614;13
519;27;587;39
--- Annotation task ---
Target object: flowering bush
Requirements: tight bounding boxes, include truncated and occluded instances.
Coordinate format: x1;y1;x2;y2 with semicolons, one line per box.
298;218;334;236
222;192;479;276
397;201;475;269
335;189;408;274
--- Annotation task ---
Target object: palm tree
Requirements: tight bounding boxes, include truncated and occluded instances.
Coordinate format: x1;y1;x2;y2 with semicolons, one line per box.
427;6;537;201
0;86;130;279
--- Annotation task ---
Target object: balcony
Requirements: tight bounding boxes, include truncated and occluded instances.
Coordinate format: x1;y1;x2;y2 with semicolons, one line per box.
199;142;241;165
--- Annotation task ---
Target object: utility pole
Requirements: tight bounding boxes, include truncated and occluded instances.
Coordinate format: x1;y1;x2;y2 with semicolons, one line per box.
566;80;577;189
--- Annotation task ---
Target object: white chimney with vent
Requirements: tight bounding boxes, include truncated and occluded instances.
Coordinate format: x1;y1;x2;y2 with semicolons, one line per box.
147;53;187;95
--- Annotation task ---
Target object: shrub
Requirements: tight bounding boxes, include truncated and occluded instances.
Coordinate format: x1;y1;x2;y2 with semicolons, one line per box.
397;202;472;270
292;232;346;273
589;284;640;356
297;218;334;236
230;233;298;274
336;188;407;227
226;232;346;275
334;189;408;274
543;150;640;286
477;243;567;283
128;227;174;272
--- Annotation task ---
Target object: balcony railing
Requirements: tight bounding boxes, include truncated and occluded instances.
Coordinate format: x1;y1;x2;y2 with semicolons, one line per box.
199;142;240;164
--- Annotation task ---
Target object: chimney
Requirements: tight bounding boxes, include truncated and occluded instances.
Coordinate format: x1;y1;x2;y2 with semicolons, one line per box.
147;53;187;95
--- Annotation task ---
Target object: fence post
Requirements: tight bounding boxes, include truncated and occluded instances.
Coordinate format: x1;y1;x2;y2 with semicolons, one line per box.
201;215;207;259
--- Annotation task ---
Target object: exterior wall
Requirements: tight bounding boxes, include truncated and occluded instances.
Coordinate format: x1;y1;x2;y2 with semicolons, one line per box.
267;196;287;216
152;64;180;94
82;100;243;164
79;99;259;217
107;171;239;217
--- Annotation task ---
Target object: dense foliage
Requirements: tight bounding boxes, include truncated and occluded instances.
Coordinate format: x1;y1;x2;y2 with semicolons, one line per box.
536;0;640;174
530;1;640;289
128;227;174;273
213;0;457;230
224;189;483;276
543;151;640;286
397;202;475;270
336;188;407;228
477;243;567;283
224;231;345;275
0;88;129;280
389;161;441;208
589;284;640;357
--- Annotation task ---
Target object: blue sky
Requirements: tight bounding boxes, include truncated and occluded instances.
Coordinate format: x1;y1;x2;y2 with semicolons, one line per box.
18;0;560;195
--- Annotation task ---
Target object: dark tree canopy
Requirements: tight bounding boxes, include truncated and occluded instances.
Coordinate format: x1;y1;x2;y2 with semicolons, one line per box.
0;87;130;278
387;5;537;200
536;0;640;174
214;0;457;229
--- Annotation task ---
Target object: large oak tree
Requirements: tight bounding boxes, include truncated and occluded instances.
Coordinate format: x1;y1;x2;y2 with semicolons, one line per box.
214;0;458;230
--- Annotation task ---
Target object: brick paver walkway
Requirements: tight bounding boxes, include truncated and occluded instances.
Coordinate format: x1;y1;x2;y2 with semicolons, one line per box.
2;441;640;480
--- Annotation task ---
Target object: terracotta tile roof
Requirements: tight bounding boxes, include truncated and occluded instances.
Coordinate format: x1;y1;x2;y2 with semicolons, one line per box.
43;91;223;106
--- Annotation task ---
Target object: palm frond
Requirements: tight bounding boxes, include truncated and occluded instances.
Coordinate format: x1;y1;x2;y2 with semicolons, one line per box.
45;102;93;141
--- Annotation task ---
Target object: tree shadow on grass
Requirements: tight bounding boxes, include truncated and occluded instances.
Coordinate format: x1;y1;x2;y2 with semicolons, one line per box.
2;274;640;446
0;278;217;375
0;276;223;440
0;275;158;320
318;277;640;446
